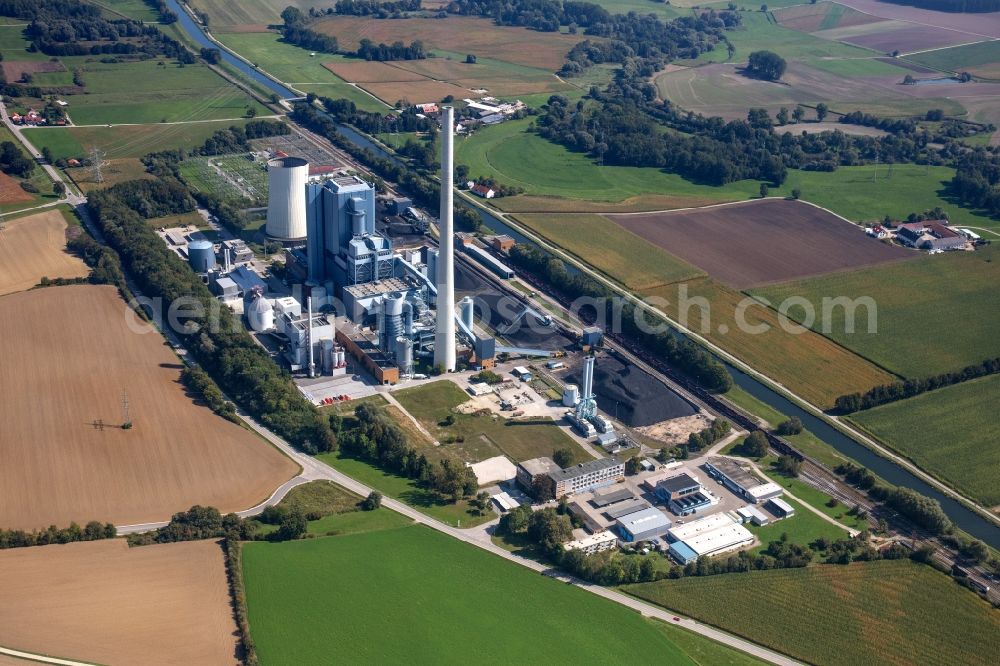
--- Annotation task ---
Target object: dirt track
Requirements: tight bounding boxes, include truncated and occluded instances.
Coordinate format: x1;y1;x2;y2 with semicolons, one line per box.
0;210;89;296
0;539;238;666
0;284;298;530
609;199;913;289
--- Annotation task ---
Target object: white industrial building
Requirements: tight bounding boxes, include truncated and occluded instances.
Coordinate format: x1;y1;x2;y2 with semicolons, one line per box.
615;507;672;543
668;513;754;562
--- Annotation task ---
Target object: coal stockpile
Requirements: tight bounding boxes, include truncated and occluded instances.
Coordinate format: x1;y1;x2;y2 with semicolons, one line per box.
476;292;571;351
567;354;696;427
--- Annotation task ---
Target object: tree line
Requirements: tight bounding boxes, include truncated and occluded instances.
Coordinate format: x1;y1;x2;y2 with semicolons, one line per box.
0;140;35;178
834;357;1000;413
356;37;425;61
951;148;1000;217
87;179;338;454
834;462;953;535
0;520;117;549
507;242;733;392
333;0;422;16
337;403;479;502
687;418;731;451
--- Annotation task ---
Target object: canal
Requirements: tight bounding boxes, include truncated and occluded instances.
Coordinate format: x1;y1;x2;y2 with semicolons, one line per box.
166;2;1000;547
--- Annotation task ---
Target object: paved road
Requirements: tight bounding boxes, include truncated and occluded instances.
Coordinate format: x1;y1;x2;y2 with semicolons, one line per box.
0;646;93;666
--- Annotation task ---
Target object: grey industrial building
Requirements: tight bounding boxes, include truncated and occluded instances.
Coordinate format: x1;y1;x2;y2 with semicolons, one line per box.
616;507;672;543
704;458;783;504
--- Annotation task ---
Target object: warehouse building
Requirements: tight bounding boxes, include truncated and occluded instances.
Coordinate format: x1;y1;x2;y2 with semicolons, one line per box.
766;497;795;519
615;507;672;543
563;530;619;554
655;473;713;516
704;458;783;504
667;513;754;562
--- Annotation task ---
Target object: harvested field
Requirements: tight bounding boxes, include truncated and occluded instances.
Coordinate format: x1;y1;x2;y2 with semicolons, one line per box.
360;79;472;106
514;213;705;291
608;199;913;290
190;0;314;29
312;16;583;70
560;352;697;427
775;2;883;33
0;171;35;204
495;193;730;213
0;285;297;530
832;0;1000;39
639;277;896;409
0;59;63;82
0;539;238;666
323;60;426;83
0;209;88;296
836;24;983;54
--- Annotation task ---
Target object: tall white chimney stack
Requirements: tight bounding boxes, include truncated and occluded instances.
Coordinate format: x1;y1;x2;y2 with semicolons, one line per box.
434;106;457;372
307;295;316;378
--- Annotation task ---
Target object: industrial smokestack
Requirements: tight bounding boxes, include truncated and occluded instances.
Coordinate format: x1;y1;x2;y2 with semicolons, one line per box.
433;106;457;372
307;295;316;378
582;355;595;400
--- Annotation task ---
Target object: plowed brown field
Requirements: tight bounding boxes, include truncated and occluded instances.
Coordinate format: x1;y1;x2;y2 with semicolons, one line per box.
0;284;298;530
0;210;89;296
0;539;238;666
609;199;913;289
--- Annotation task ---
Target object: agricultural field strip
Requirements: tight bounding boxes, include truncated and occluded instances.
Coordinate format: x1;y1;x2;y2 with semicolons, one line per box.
222;397;800;665
458;192;996;518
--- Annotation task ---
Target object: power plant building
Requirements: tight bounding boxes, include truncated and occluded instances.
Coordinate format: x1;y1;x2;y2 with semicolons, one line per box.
266;156;308;241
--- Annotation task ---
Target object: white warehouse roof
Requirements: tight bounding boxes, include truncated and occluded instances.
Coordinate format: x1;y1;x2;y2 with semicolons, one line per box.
683;523;755;558
668;512;735;541
746;482;784;501
564;530;618;552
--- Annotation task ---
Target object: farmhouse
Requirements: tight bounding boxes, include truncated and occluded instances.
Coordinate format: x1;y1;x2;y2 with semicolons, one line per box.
470;183;495;199
895;221;965;251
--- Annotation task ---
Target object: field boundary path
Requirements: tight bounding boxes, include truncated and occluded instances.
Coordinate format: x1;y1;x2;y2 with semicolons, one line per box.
0;645;95;666
459;191;1000;530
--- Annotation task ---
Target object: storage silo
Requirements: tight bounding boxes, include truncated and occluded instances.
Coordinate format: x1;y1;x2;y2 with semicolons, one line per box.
395;337;414;375
266;156;308;241
188;239;216;273
321;339;334;374
460;296;475;330
562;384;580;407
247;293;274;332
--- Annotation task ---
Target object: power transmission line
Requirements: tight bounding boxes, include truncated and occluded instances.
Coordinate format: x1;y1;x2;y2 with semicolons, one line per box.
89;146;107;184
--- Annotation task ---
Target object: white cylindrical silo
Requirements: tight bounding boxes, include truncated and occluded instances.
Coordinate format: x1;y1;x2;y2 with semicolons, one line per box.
460;296;475;330
562;384;580;407
266;156;308;241
395;337;414;375
247;294;274;332
188;239;216;273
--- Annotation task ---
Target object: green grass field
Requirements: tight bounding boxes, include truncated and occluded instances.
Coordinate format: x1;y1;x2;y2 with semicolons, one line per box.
905;40;1000;77
192;0;314;27
24;118;261;160
318;452;492;527
753;244;1000;379
0;25;48;61
92;0;161;21
849;374;1000;507
459;122;998;230
243;523;765;665
215;32;390;110
53;58;268;125
393;380;590;464
747;496;854;552
625;560;1000;666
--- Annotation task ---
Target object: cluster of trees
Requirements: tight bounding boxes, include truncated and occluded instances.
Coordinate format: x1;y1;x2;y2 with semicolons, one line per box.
356;38;426;61
839;111;917;135
180;366;238;422
338;403;478;502
194;120;290;156
880;0;1000;11
687;418;731;451
736;429;769;458
280;6;339;53
292;99;482;231
951;149;1000;217
321;96;436;135
66;228;125;288
334;0;422;16
744;50;786;81
0;520;117;549
141;0;178;23
774;454;802;477
507;242;733;392
776;416;803;435
0;140;34;178
128;506;258;545
834;463;953;535
88;179;337;454
834;357;1000;412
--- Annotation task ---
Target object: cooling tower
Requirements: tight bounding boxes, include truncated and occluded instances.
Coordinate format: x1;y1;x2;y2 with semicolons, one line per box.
433;106;457;372
266;156;308;241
